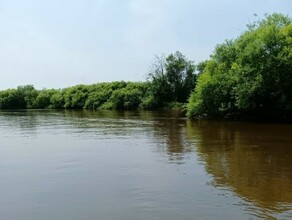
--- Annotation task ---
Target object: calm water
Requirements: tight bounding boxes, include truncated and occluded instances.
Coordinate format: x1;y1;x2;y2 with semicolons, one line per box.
0;110;292;220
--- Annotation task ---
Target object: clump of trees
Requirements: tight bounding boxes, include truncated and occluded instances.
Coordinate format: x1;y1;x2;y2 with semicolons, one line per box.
187;13;292;120
148;51;197;105
0;85;37;109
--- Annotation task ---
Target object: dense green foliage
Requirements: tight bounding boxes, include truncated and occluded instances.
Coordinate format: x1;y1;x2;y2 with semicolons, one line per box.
148;51;197;104
0;81;162;110
1;13;291;122
0;52;196;110
187;13;292;120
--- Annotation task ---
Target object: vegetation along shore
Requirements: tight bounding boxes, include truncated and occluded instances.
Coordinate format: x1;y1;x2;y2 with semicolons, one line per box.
0;14;291;121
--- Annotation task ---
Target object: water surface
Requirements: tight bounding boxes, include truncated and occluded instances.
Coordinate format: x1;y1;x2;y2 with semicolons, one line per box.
0;110;292;220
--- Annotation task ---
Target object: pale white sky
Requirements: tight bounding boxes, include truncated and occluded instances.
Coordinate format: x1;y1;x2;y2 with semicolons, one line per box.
0;0;291;89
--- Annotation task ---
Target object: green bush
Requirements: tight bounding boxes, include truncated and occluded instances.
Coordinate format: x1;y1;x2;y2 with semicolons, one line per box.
0;89;26;109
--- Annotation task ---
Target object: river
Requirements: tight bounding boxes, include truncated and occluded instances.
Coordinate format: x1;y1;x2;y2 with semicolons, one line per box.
0;110;292;220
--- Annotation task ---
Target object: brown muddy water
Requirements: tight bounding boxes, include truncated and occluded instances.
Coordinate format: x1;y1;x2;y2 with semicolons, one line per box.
0;110;292;220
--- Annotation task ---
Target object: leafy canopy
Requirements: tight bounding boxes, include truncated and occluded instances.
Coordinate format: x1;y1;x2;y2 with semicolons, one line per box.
187;13;292;120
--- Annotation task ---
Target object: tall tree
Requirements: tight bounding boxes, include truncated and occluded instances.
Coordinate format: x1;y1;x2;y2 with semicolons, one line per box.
148;52;197;104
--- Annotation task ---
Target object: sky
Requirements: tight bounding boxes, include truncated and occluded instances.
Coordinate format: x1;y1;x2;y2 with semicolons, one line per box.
0;0;291;89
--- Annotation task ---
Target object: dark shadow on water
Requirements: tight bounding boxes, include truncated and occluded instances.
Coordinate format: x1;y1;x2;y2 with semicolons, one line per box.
185;119;292;218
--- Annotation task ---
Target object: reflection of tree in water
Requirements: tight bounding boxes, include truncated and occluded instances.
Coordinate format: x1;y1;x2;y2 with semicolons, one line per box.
186;120;292;218
151;110;193;163
62;110;156;138
0;110;39;137
63;110;195;162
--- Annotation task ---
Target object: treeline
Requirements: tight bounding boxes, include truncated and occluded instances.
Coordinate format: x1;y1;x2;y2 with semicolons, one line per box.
0;52;197;110
187;13;292;121
0;82;152;110
1;13;291;121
